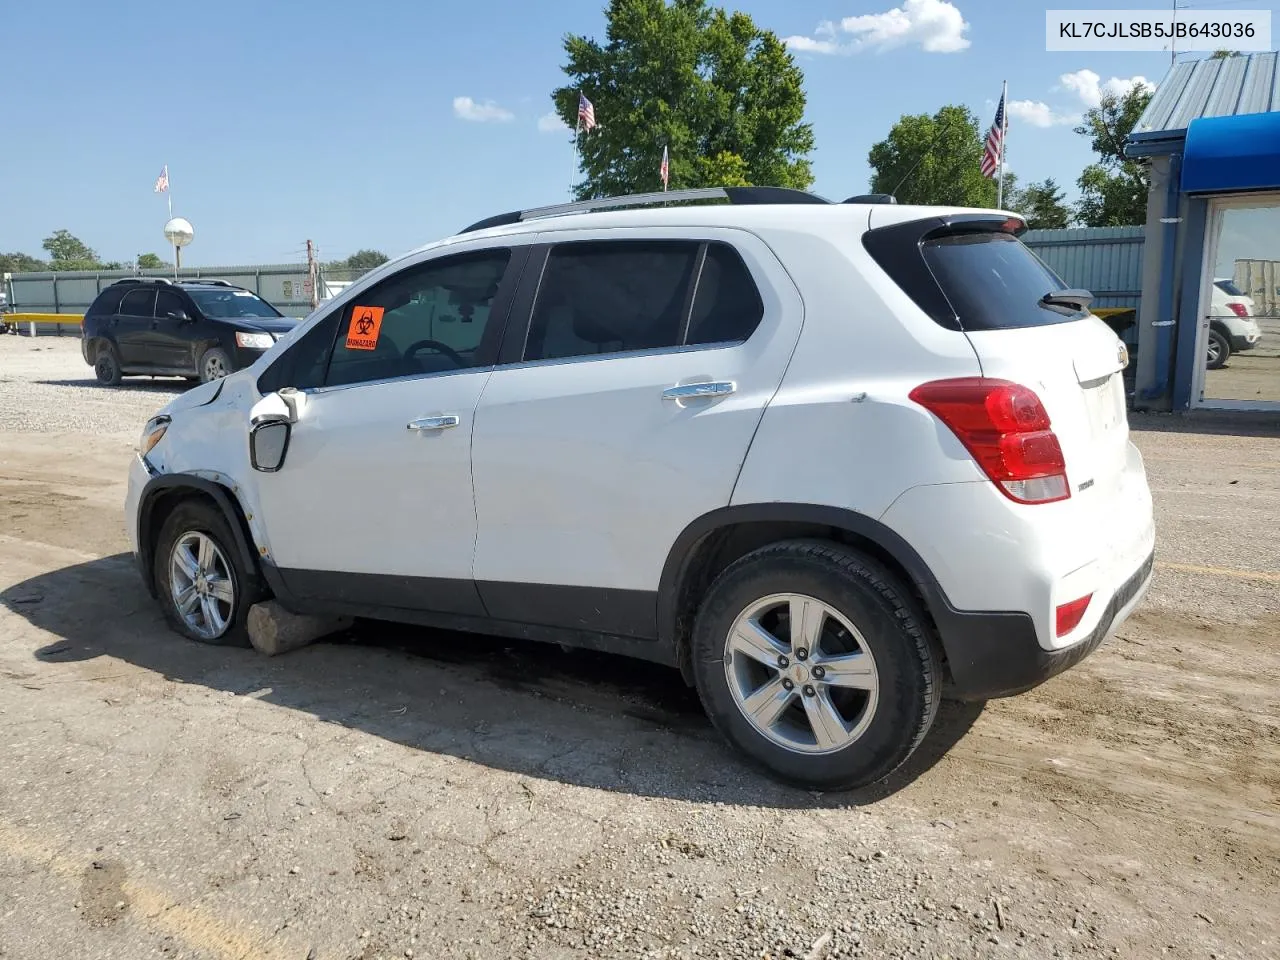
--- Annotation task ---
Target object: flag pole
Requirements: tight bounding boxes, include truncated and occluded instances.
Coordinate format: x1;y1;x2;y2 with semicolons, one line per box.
570;94;581;199
996;79;1007;209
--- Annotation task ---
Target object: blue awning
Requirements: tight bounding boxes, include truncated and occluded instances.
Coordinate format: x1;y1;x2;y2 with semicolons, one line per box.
1182;112;1280;194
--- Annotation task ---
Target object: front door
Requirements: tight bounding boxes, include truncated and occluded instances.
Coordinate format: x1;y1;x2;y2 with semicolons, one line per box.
251;245;526;617
470;231;803;637
113;287;158;367
149;288;199;371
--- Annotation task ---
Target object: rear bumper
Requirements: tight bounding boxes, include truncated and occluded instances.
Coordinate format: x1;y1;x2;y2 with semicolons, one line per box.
1229;332;1260;351
930;550;1154;700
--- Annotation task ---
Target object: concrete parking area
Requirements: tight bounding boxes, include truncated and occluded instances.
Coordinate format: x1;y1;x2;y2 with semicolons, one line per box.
1;336;1277;960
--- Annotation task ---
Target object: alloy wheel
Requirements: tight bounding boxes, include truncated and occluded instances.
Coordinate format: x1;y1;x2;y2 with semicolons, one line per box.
723;593;879;755
168;532;235;640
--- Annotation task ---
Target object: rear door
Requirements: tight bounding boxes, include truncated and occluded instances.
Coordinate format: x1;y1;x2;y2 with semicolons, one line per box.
114;287;159;367
469;229;803;637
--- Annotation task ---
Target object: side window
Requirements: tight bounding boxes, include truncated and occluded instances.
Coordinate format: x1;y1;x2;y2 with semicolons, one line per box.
87;287;127;317
324;249;512;388
524;241;699;362
257;310;341;394
154;290;188;319
686;243;764;345
119;288;156;316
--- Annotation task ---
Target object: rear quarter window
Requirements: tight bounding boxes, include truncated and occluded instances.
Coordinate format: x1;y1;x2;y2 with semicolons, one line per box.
86;287;127;317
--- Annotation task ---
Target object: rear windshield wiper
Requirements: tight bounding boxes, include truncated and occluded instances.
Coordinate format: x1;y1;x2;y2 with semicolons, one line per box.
1038;289;1093;316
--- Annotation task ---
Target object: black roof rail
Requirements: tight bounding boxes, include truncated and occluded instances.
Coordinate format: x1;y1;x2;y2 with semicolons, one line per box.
843;194;898;204
459;185;831;234
176;278;236;287
109;277;173;287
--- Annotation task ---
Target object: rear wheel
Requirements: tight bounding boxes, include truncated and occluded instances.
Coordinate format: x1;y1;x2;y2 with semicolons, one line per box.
1207;328;1230;369
199;347;232;383
153;500;261;646
94;343;123;386
691;540;941;790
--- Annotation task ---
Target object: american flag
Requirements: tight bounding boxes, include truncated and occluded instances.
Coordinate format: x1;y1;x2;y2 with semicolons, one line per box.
980;94;1005;179
154;165;169;193
660;145;669;191
577;93;596;132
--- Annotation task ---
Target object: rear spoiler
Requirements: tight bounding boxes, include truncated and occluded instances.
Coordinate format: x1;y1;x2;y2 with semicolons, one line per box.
862;213;1030;333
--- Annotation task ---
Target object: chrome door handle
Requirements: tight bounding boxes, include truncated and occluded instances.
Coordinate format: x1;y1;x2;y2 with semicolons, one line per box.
407;415;460;431
662;381;736;401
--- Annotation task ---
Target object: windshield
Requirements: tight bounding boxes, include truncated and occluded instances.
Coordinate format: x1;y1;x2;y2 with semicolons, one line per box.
922;232;1078;331
1215;279;1245;297
188;289;283;319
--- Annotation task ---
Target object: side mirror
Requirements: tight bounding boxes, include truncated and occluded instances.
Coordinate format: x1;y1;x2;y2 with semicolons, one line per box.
250;417;291;472
167;309;191;322
248;390;304;473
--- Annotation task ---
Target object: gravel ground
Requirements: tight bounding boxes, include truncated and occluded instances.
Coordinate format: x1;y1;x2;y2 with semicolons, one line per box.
0;335;183;433
1;335;1278;960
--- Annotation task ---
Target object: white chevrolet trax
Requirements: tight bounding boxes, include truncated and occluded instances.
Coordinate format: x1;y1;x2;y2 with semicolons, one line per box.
125;187;1156;790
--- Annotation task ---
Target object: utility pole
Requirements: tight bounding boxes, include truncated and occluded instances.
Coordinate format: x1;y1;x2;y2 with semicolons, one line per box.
305;239;318;310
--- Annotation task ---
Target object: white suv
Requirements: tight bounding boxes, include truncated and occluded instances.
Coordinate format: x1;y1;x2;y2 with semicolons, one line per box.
125;187;1156;789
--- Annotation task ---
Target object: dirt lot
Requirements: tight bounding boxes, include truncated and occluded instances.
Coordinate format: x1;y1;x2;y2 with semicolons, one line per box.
2;336;1278;960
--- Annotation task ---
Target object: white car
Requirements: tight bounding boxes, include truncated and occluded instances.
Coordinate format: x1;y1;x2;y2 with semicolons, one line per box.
125;187;1155;789
1207;278;1262;369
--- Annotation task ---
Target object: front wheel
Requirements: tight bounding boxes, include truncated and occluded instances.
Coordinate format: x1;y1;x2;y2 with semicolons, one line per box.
691;540;941;790
153;500;261;646
1206;329;1230;370
199;347;233;383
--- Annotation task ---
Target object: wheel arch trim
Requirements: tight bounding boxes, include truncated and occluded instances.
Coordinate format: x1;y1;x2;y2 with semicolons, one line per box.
137;473;263;597
657;503;949;648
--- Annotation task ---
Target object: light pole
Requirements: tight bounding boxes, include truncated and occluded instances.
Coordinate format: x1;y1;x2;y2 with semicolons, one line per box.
163;217;194;279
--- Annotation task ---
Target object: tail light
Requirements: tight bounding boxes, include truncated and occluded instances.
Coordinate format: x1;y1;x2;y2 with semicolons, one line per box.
909;378;1070;504
1056;594;1092;637
1227;302;1249;318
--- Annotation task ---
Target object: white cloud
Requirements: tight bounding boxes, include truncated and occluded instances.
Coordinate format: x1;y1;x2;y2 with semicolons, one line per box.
782;35;842;54
537;111;569;133
1058;69;1155;109
1007;99;1078;128
785;0;970;55
452;96;514;123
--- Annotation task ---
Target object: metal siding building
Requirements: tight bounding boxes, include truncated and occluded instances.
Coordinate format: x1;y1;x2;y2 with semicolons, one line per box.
1022;227;1145;311
1126;52;1280;412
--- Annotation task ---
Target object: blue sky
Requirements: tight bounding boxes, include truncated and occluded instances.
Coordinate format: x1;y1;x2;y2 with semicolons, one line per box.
1;0;1273;266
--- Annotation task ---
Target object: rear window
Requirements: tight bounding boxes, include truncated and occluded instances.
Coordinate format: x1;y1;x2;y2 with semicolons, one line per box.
922;232;1076;331
1215;279;1244;297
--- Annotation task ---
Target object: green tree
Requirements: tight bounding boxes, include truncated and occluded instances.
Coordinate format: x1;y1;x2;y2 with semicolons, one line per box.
136;253;168;269
0;252;49;273
868;105;999;207
1009;178;1072;229
1210;49;1242;60
42;229;101;270
551;0;813;198
1074;86;1153;226
341;249;390;271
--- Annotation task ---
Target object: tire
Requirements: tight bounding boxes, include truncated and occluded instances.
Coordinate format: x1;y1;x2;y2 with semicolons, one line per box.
93;343;123;386
152;500;261;646
1206;329;1230;370
690;539;941;791
199;347;233;384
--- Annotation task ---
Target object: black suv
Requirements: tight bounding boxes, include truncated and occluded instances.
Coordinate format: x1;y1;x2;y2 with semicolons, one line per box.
81;278;298;385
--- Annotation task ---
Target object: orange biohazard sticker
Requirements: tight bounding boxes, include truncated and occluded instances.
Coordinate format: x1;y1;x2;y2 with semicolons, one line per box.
345;306;385;350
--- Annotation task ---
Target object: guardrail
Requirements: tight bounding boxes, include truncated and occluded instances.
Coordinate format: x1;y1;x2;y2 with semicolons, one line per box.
2;313;84;337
